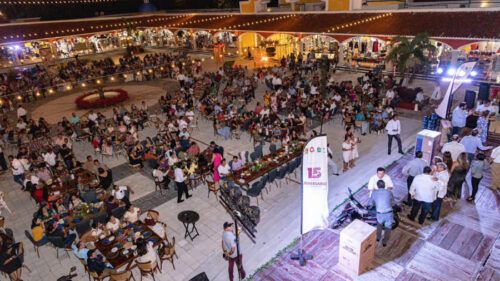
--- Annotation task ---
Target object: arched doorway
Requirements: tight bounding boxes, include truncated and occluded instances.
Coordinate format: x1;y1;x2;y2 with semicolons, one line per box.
193;30;213;49
265;33;298;60
341;36;387;68
238;32;264;59
301;35;339;60
457;41;500;80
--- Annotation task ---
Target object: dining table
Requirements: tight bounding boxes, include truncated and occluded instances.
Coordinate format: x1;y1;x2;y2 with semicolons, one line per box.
94;220;163;269
231;140;305;186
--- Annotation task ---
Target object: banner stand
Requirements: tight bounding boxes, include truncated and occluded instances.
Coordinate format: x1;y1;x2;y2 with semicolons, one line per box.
290;135;329;266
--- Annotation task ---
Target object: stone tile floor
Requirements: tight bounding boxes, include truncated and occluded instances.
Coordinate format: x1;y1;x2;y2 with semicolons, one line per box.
0;73;431;281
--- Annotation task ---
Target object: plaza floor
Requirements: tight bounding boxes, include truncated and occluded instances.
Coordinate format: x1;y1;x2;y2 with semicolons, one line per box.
2;65;493;281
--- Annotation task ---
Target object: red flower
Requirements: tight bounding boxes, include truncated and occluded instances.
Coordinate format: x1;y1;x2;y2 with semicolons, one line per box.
75;89;129;109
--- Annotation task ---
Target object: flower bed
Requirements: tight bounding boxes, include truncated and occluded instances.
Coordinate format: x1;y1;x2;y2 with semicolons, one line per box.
75;88;129;109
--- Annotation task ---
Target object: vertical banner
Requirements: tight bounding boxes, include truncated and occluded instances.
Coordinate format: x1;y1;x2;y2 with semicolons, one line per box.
435;61;477;118
301;135;330;234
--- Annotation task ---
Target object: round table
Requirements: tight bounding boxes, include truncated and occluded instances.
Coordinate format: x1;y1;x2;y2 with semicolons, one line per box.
178;210;200;241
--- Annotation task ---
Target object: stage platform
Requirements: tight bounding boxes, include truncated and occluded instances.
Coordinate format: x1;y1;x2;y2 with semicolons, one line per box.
252;154;500;281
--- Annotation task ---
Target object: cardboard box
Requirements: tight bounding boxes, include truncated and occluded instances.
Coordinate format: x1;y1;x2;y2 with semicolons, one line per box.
338;219;376;275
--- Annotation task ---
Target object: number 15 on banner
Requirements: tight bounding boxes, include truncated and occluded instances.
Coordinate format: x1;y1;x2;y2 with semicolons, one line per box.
307;167;321;179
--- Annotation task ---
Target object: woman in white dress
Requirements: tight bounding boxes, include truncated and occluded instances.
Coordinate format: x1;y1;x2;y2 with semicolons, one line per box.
342;136;353;172
350;136;360;168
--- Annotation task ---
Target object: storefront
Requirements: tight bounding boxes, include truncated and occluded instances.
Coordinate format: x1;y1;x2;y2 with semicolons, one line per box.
263;33;298;60
138;28;175;47
341;36;387;68
175;29;193;48
214;31;237;47
193;30;213;49
54;37;93;58
0;41;54;66
300;35;338;60
457;41;500;81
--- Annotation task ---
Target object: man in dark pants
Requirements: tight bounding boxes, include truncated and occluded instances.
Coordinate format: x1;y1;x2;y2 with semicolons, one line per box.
401;151;427;205
174;163;191;203
408;166;439;224
431;163;449;221
385;114;403;155
370;180;395;247
222;222;246;281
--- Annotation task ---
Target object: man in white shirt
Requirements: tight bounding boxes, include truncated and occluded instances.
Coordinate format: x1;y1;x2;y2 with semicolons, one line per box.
87;110;98;123
112;185;133;207
17;105;27;121
476;100;495;114
217;159;231;180
490;146;500;191
43;149;57;167
16;120;27;130
123;206;141;223
8;155;25;188
431;163;449;221
402;151;427;205
385;114;403;155
271;75;282;90
368;167;394;193
174;164;191;203
408;166;439;224
441;134;465;161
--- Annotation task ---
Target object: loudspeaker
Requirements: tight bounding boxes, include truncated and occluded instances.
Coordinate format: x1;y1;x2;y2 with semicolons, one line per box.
478;83;490;101
464;90;476;110
189;272;209;281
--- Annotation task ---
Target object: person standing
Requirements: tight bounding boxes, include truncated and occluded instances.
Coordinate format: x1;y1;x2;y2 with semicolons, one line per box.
222;222;246;281
8;155;24;188
460;129;492;163
385;114;403;155
447;152;469;202
490;145;500;191
467;152;489;202
0;141;7;172
408;166;439;224
451;102;467;136
370;180;394;247
401;151;427;205
441;134;465;161
368;167;394;194
174;164;191;203
431;162;449;221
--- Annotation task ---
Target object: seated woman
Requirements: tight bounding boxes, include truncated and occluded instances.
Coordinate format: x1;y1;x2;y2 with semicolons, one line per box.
123;205;141;224
106;216;120;233
128;149;143;168
98;168;113;190
31;218;49;246
80;221;105;244
135;238;160;265
0;234;23;281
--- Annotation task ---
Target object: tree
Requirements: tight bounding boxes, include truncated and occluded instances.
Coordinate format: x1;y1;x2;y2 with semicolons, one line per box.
385;32;436;80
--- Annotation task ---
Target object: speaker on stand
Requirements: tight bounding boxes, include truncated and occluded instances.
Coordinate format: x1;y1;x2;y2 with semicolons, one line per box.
464;90;477;110
478;83;491;102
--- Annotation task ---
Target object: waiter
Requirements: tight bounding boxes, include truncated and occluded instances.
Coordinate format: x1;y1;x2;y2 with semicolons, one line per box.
174;163;191;203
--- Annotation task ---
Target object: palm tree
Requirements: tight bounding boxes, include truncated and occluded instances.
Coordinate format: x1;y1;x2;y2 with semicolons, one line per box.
385;32;436;82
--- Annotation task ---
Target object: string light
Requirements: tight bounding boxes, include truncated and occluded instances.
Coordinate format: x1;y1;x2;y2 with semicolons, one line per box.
326;13;392;33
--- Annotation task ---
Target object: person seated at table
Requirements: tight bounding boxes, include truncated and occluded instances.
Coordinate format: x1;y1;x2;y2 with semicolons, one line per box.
47;220;76;248
152;166;169;186
87;250;114;278
0;235;24;281
106;216;120;233
31;218;50;246
97;167;113;190
218;158;231;181
123;205;141;224
230;156;244;171
36;165;52;183
105;196;120;216
216;122;231;140
71;241;90;261
80;221;105;244
187;142;200;157
135;238;160;265
128;149;143;168
112;185;133;208
68;195;83;211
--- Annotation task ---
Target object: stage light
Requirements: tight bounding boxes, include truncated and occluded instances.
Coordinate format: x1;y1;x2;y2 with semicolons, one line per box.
470;70;478;77
436;67;443;74
446;68;456;76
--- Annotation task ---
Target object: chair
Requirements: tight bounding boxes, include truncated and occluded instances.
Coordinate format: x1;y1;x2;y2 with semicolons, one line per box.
47;236;71;259
153;177;169;195
159;236;179;270
24;230;42;258
110;270;136;281
75;219;92;238
246;179;265;205
79;258;92;281
276;168;288;188
111;207;126;220
269;144;277;154
136;260;161;281
267;169;279;191
249;152;258;162
254;144;264;158
90;271;108;281
206;179;220;198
